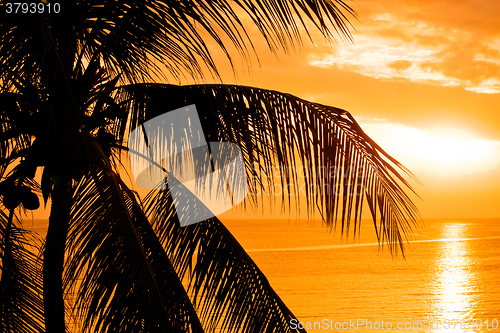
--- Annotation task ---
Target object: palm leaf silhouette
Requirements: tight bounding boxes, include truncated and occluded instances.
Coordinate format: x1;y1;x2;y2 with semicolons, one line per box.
65;152;204;332
0;0;421;332
143;186;306;332
0;210;45;332
120;84;419;253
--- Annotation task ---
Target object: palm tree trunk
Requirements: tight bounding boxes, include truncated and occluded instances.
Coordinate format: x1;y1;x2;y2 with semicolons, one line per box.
43;178;71;333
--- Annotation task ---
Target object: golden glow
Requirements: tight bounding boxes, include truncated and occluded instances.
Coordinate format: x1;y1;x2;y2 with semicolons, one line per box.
357;119;500;176
26;0;500;220
433;223;476;332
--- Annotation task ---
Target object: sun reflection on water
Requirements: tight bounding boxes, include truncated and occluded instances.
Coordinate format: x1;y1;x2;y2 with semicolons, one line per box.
433;223;477;332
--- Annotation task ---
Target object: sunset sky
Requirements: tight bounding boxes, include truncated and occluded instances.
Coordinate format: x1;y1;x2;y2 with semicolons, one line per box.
26;0;500;221
10;4;500;332
196;0;500;219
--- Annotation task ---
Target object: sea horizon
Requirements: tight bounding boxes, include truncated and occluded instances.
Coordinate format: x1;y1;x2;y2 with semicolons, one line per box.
22;217;500;332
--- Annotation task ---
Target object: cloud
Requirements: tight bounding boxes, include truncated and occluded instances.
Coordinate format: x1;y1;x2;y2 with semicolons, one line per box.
388;60;412;71
308;33;461;87
307;0;500;94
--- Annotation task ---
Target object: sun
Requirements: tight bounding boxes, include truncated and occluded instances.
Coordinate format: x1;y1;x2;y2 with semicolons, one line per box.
357;120;500;176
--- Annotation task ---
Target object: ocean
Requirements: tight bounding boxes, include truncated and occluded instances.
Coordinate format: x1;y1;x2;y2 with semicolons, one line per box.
24;218;500;332
224;218;500;332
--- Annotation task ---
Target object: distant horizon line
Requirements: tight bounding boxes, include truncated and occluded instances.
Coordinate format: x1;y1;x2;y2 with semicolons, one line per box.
246;235;500;253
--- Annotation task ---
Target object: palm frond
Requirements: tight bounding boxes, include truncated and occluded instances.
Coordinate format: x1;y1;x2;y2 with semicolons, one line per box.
76;0;355;81
1;0;355;84
0;209;45;333
143;185;306;333
0;92;38;178
117;83;420;254
64;152;204;333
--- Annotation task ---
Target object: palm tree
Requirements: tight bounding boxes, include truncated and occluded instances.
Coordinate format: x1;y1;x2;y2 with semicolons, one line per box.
0;1;419;332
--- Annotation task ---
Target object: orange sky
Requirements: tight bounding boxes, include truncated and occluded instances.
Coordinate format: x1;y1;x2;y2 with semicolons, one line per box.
195;0;500;219
27;0;500;221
